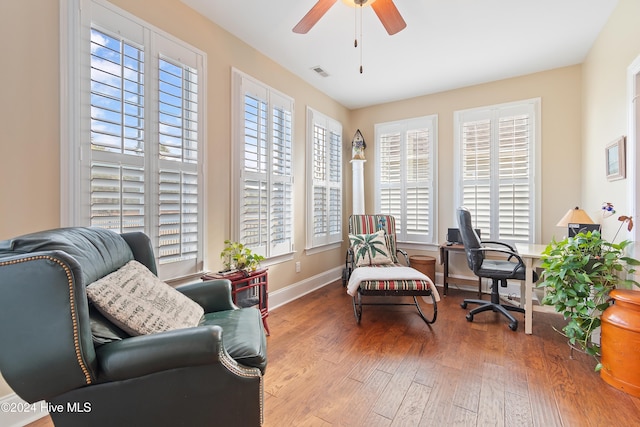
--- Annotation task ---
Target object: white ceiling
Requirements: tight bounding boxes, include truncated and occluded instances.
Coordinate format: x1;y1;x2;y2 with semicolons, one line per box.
180;0;619;109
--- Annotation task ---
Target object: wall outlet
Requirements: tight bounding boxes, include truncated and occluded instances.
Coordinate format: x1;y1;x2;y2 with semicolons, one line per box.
295;261;301;273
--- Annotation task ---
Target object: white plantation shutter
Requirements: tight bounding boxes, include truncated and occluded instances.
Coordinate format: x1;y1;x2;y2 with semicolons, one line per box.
270;102;293;256
75;2;206;280
157;56;200;267
406;128;431;238
89;28;146;232
461;119;492;234
90;163;145;231
307;108;342;249
456;100;538;243
235;71;294;258
241;93;269;253
328;130;342;236
375;116;437;244
379;130;403;224
498;114;531;241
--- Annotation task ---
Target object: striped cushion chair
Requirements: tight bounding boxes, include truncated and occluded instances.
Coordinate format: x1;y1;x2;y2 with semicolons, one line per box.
344;214;438;324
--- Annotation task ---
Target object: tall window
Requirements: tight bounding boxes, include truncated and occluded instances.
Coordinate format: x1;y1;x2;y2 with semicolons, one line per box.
63;0;206;280
374;116;437;244
454;99;540;243
306;107;342;250
232;70;294;259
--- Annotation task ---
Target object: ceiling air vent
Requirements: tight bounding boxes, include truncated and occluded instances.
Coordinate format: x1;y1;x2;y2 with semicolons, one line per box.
311;66;329;78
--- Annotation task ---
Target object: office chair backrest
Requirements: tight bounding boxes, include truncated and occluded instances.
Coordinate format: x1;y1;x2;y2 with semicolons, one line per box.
457;207;484;273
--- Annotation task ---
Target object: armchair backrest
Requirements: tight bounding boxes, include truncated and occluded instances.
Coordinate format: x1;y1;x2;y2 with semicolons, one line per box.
0;227;152;403
348;214;399;263
457;207;485;273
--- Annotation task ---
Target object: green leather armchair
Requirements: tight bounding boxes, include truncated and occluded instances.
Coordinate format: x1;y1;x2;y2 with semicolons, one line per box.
0;227;267;426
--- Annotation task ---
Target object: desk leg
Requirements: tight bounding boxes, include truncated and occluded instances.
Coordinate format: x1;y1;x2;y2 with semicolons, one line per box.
524;256;534;334
443;250;449;295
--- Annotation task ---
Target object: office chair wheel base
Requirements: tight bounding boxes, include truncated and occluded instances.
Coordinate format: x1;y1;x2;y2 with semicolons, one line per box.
466;313;473;322
461;302;468;309
509;322;518;331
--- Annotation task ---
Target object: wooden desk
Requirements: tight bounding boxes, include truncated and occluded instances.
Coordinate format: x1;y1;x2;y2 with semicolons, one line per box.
202;269;270;335
439;243;482;297
515;243;548;335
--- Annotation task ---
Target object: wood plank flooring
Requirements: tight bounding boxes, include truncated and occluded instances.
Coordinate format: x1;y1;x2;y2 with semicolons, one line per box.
28;282;640;426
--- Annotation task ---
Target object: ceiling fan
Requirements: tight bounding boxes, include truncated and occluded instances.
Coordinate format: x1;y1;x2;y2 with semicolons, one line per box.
293;0;407;35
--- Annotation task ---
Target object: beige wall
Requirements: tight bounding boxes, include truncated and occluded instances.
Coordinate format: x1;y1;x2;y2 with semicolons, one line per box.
0;0;61;235
581;0;640;237
1;0;638;403
351;64;584;254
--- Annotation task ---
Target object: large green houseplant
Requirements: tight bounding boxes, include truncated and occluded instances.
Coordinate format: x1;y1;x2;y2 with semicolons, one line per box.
539;219;640;368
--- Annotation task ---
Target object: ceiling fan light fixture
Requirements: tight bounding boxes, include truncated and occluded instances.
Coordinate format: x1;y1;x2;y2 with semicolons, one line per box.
342;0;376;7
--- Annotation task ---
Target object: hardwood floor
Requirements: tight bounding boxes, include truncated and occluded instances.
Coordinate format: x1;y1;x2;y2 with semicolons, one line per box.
28;282;640;426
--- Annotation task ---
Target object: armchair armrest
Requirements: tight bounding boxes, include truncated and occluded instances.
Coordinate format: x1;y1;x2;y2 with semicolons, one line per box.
97;325;256;382
175;279;237;312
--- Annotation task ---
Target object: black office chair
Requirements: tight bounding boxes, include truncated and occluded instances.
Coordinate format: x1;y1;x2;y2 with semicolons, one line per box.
456;207;538;331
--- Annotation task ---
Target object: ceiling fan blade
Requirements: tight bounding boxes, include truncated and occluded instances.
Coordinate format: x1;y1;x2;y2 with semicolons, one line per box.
371;0;407;35
293;0;338;34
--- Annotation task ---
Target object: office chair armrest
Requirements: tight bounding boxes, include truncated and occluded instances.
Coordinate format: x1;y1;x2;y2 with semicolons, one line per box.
396;249;410;265
480;240;519;261
480;240;517;252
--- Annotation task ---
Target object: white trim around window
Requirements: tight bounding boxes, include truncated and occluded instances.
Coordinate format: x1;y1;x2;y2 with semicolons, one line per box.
453;98;541;244
231;68;295;262
60;0;207;280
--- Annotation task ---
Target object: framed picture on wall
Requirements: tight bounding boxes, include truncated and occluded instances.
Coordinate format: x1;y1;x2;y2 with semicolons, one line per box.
605;136;626;181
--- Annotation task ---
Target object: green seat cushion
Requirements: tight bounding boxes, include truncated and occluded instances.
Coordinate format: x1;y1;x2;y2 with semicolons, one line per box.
200;308;267;373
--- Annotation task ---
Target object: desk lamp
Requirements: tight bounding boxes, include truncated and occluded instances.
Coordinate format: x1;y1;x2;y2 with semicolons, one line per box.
556;206;595;236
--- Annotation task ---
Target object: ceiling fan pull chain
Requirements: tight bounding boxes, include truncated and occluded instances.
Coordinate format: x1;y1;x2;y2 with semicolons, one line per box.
354;5;358;48
359;3;364;73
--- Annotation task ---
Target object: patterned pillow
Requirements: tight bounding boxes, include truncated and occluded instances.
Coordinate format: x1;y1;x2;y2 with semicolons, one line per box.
86;260;204;336
349;229;394;267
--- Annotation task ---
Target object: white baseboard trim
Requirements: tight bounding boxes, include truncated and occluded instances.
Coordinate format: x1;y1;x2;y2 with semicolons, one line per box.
269;266;343;311
0;394;48;427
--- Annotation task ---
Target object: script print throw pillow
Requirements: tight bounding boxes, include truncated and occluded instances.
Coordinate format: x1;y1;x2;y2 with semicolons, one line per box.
86;260;204;336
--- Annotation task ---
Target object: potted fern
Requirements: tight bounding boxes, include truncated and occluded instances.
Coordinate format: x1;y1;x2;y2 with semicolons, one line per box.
538;215;640;369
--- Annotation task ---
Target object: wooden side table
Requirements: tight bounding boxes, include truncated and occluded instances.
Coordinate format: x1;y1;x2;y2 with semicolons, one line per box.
202;269;270;335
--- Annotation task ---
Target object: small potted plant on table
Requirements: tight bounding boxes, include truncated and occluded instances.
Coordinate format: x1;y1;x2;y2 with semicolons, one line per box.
220;240;264;275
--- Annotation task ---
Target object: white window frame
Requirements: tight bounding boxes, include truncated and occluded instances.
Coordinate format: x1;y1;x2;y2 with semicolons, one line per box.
374;115;438;246
231;68;295;262
453;98;541;244
305;107;343;253
60;0;207;280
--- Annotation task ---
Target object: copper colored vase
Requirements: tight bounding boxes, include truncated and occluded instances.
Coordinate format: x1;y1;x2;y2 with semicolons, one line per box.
600;289;640;397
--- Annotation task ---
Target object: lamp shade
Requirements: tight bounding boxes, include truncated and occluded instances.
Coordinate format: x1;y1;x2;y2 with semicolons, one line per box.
556;207;594;227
